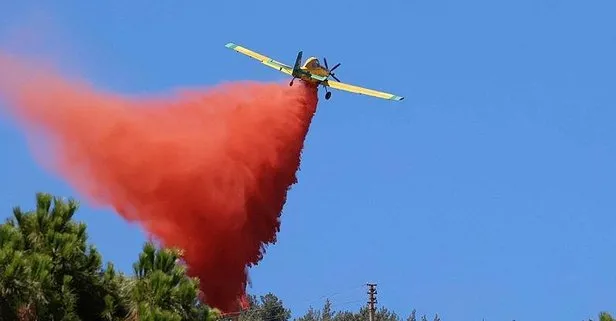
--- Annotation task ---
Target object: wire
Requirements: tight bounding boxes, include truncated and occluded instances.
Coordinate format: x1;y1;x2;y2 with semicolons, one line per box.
219;283;368;321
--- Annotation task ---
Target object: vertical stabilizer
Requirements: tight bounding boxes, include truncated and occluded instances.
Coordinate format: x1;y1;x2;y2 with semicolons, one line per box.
292;51;303;76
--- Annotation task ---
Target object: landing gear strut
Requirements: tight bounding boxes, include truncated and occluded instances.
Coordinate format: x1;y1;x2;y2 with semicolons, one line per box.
322;83;332;100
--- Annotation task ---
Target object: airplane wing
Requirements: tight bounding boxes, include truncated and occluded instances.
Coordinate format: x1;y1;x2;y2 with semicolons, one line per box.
325;80;404;101
309;74;328;82
225;42;293;76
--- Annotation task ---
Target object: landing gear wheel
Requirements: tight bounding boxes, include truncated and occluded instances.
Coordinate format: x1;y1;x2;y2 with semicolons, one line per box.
325;91;332;100
289;80;294;86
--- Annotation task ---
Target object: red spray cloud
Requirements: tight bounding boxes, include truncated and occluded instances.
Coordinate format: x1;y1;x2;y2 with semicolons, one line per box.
0;51;318;312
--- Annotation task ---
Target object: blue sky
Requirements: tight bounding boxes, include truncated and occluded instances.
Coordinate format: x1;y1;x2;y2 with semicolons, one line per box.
1;0;615;320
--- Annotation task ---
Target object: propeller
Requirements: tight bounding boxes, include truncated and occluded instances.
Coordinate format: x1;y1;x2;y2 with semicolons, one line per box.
323;57;341;82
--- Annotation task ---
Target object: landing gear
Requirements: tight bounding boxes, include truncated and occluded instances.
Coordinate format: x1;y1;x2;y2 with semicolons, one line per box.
321;83;332;100
289;78;294;86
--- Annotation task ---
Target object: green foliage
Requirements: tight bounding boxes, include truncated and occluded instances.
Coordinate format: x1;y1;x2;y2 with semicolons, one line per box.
129;242;215;321
0;192;217;321
0;192;611;321
237;293;291;321
595;311;615;321
294;299;430;321
0;192;125;320
584;311;615;321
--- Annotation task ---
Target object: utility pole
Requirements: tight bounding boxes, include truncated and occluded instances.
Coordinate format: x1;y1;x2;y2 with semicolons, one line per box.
367;283;377;321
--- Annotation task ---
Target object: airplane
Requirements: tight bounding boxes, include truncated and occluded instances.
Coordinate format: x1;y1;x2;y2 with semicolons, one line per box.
225;42;404;102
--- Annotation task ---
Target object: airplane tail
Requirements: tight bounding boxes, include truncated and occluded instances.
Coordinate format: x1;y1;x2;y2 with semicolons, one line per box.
292;51;303;77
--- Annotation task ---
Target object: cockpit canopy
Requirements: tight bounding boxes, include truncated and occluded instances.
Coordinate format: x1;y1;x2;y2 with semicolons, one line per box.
302;57;323;69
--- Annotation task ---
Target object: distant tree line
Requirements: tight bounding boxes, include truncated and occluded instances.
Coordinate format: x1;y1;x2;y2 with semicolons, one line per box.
0;193;612;321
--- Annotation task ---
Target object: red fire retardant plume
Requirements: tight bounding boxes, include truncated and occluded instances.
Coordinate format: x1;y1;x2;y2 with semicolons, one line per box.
0;52;318;312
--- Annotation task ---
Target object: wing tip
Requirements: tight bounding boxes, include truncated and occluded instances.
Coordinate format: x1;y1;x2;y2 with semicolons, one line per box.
391;95;404;101
225;42;237;49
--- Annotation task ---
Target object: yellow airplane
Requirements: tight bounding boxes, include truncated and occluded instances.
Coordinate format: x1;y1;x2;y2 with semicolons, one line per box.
225;42;404;101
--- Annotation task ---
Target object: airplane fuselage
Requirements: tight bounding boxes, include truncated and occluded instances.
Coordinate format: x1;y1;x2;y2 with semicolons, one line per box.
297;57;330;83
289;55;336;99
